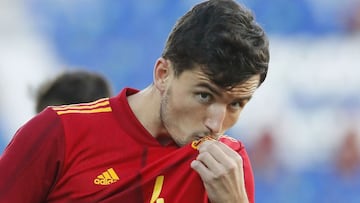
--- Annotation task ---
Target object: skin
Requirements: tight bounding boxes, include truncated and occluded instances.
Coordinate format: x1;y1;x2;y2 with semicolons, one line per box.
128;57;260;203
191;140;249;203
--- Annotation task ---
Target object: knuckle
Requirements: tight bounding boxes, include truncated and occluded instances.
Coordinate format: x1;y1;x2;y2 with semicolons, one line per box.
235;155;243;166
197;151;210;160
199;140;216;152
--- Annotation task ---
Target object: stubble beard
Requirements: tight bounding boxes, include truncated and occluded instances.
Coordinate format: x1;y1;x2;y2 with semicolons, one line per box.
160;88;214;146
159;89;187;146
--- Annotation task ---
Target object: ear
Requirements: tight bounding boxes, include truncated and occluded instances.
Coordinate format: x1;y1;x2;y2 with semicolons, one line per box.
153;58;171;93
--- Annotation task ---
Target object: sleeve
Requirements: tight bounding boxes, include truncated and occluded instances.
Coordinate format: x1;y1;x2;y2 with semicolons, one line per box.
0;107;65;202
238;145;255;203
219;136;255;203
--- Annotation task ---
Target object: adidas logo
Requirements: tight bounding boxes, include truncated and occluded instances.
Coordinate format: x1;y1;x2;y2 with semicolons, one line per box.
93;168;120;185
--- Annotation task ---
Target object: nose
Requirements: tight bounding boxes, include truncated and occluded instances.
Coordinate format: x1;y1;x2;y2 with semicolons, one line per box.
204;104;226;134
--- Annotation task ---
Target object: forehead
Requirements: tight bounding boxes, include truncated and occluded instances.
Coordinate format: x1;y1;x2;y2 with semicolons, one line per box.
178;68;260;97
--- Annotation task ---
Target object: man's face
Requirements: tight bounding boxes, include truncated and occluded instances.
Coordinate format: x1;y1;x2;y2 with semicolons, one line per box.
159;66;260;146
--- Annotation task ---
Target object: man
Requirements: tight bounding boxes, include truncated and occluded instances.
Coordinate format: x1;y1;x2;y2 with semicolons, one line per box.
35;70;113;113
0;0;269;202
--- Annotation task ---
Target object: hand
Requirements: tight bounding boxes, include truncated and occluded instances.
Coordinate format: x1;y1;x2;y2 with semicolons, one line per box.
191;140;249;203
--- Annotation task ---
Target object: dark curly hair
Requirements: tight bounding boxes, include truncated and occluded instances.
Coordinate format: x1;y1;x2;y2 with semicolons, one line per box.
162;0;269;89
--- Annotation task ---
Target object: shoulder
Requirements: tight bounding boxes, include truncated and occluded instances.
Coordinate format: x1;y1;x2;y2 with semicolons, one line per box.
50;98;112;117
48;98;118;147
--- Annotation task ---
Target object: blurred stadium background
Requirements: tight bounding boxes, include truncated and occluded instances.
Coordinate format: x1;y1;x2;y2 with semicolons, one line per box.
1;0;360;202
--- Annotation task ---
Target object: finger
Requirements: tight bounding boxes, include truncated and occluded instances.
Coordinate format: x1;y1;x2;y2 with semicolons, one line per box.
199;140;243;169
211;140;240;158
196;151;224;175
199;141;228;165
191;159;214;182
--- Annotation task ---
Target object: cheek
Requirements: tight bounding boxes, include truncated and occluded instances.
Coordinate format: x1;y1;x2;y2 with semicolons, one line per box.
170;97;204;123
224;112;241;129
173;100;201;118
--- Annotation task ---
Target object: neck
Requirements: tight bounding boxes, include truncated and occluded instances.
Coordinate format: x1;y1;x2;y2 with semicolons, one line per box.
127;85;168;139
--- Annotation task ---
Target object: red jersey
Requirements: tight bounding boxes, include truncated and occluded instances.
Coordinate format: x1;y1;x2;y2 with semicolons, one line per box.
0;88;254;203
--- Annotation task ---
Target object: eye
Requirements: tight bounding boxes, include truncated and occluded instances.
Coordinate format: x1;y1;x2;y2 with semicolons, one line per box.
229;100;247;110
230;102;241;110
196;92;212;103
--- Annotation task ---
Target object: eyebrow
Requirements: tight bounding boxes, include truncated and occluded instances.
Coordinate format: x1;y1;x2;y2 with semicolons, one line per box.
235;96;253;103
196;82;253;101
196;83;222;97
